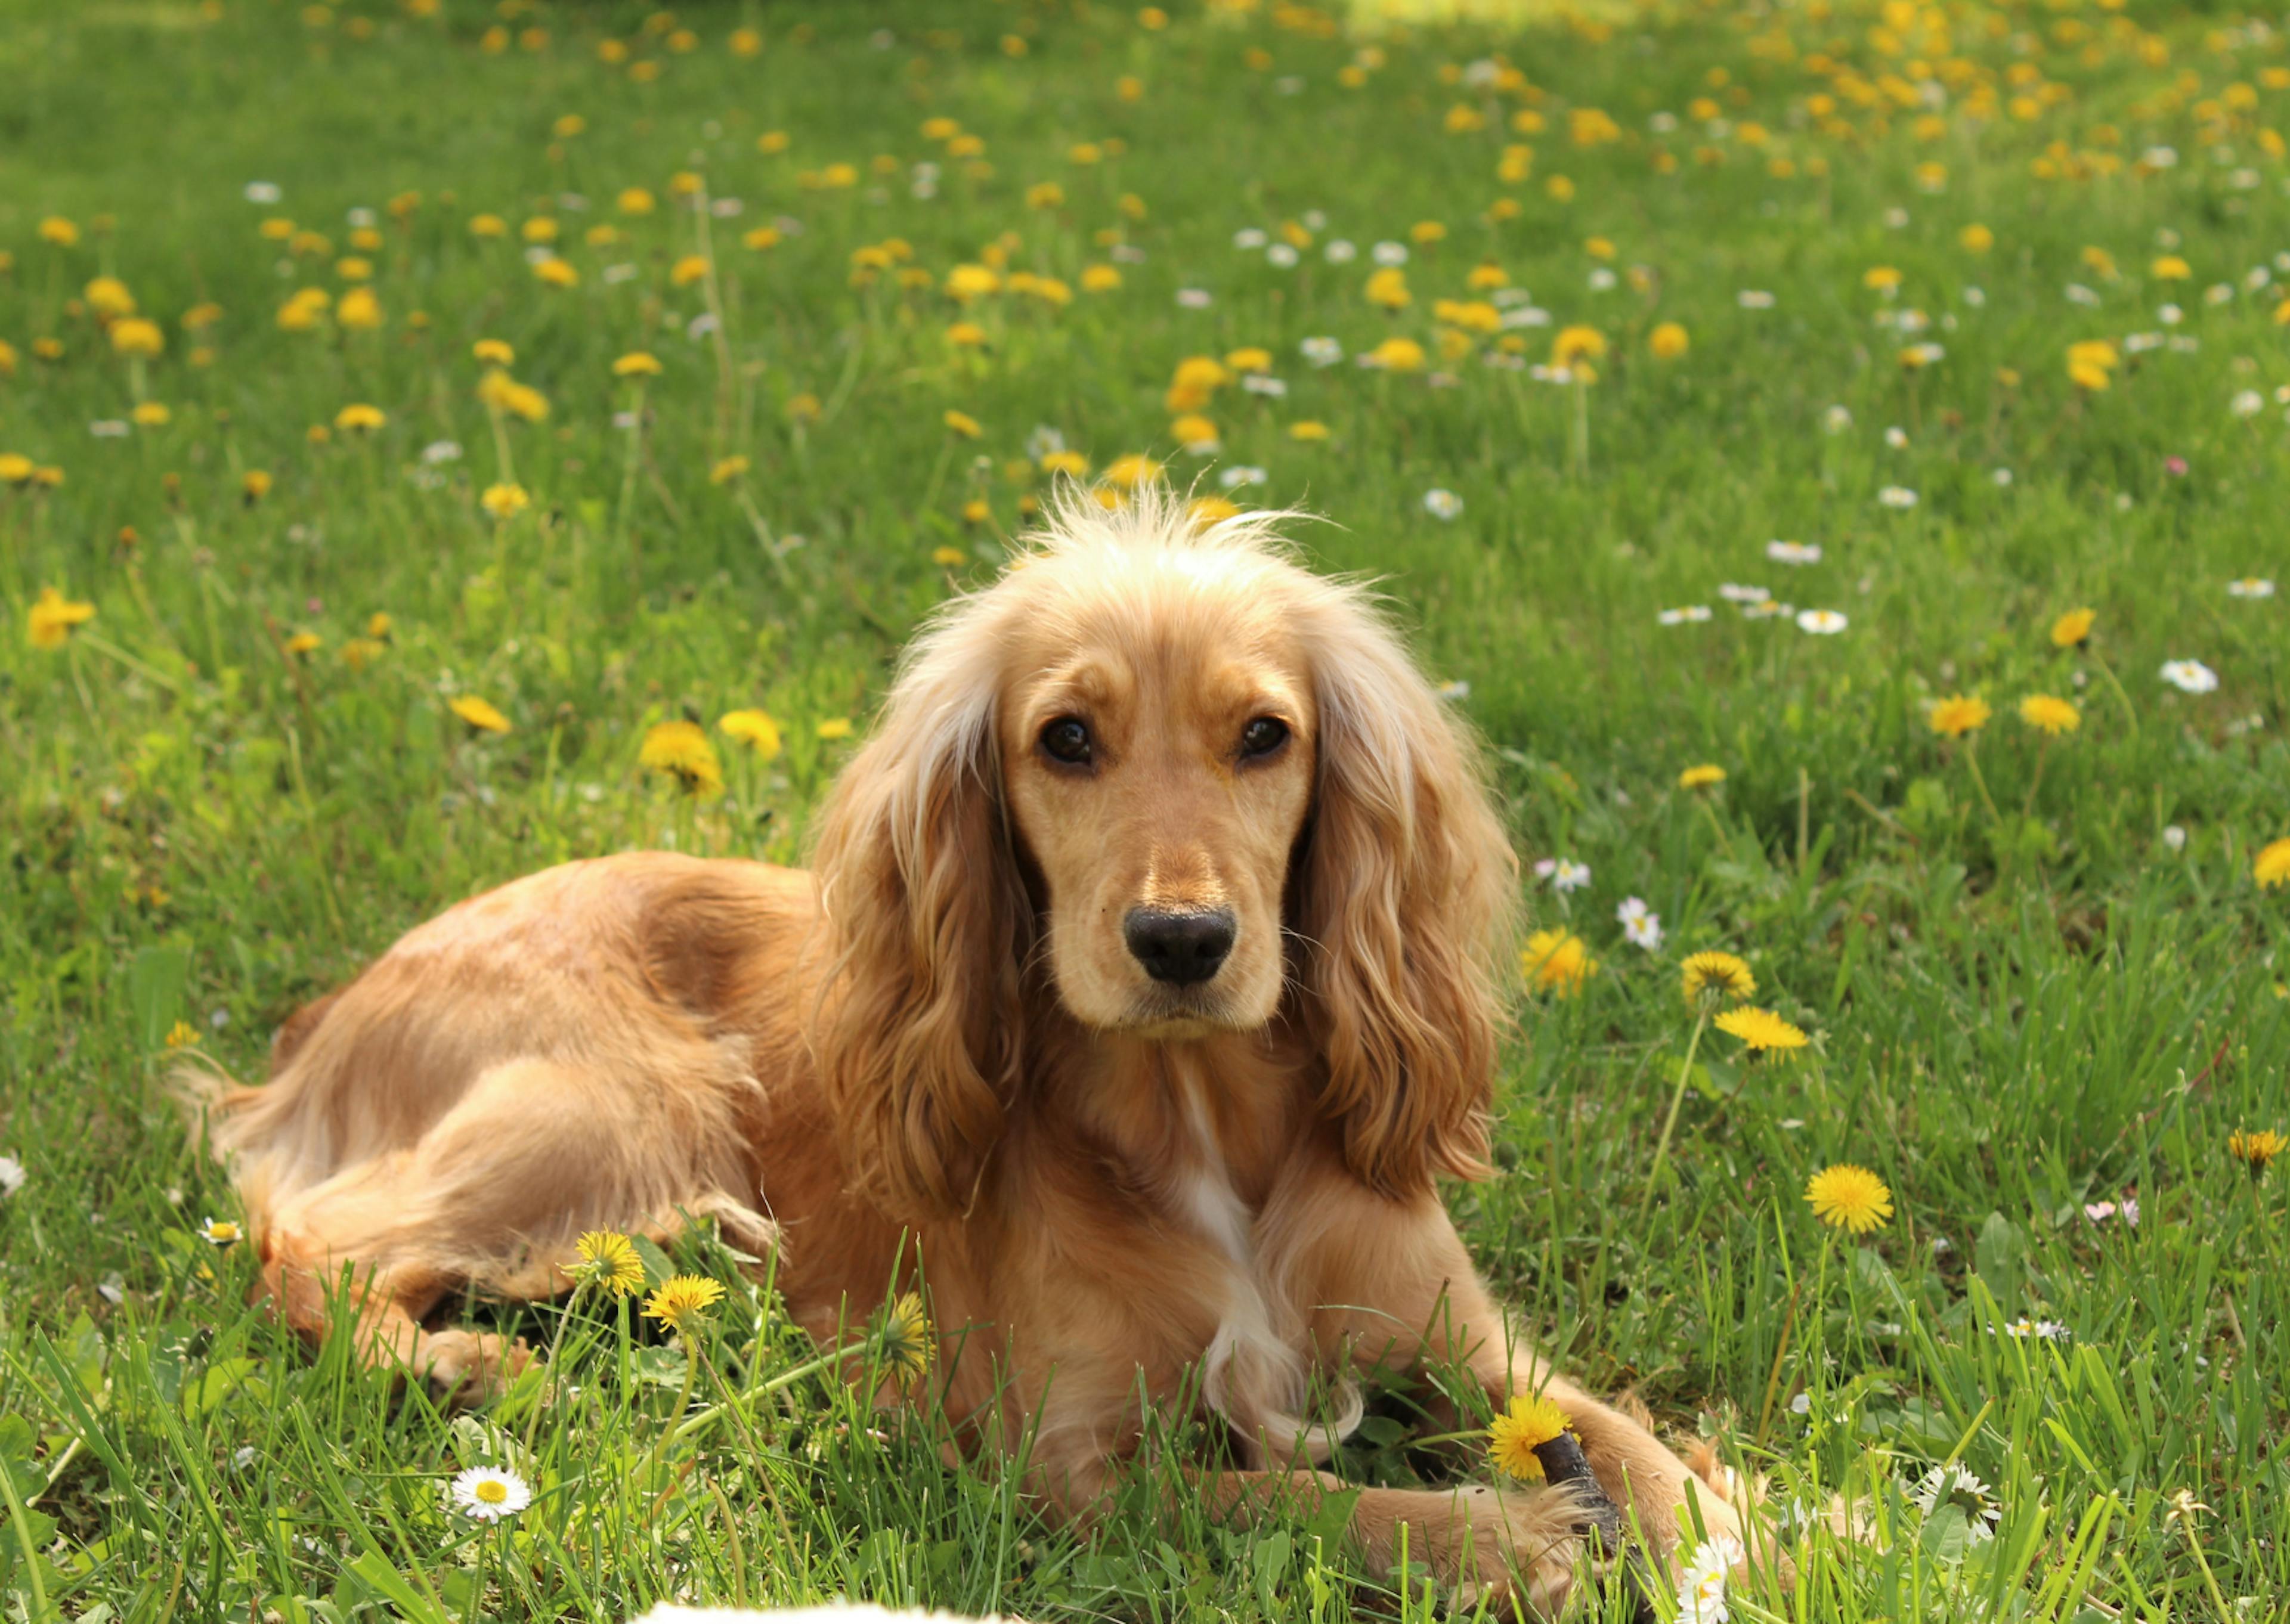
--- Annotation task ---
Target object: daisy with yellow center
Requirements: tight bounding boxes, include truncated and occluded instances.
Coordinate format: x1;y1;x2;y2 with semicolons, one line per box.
573;1230;645;1297
199;1217;243;1247
449;1465;532;1522
1806;1164;1893;1233
1716;1006;1809;1058
643;1273;726;1334
1487;1393;1569;1482
1681;951;1754;1008
1520;929;1597;997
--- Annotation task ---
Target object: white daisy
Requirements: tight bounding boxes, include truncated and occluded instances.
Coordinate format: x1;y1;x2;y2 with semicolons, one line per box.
449;1465;533;1523
1175;288;1212;309
1533;857;1591;892
1370;240;1408;266
1766;540;1823;565
243;181;283;204
1877;485;1920;509
199;1217;243;1247
2162;825;2188;851
1718;583;1771;603
2227;577;2274;598
1240;374;1288;397
1265;243;1299;268
1884;426;1910;448
1300;336;1344;367
1217;466;1267;489
2159;659;2218;694
1913;1463;2002;1544
1617;899;1663;951
1737;290;1776;309
1323;239;1357;264
1231;227;1268;250
1422;488;1463;520
1675;1535;1742;1624
2232;390;2264;417
0;1155;24;1198
1796;609;1849;634
1822;404;1853;433
1657;605;1713;625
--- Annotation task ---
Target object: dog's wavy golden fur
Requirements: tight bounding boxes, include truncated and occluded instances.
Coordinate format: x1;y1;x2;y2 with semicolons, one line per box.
196;490;1748;1606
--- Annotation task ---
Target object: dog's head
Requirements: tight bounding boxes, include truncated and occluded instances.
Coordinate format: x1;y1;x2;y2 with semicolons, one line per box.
810;488;1517;1219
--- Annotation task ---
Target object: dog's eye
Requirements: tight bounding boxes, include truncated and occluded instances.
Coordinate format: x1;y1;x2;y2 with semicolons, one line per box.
1240;717;1290;758
1041;717;1093;765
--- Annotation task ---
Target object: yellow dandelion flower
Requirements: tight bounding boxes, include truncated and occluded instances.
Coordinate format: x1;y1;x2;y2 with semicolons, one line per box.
1552;325;1607;368
1716;1006;1809;1058
816;717;853;740
449;695;511;734
2229;1129;2286;1175
2017;695;2081;735
110;317;165;358
1681;951;1754;1006
473;337;515;366
163;1019;199;1049
1806;1164;1893;1232
1366;336;1426;372
643;1273;726;1333
333;402;385;434
1678;764;1726;790
1101;453;1162;490
943;410;983;439
2254;838;2290;889
1928;694;1991;737
2050;608;2096;648
27;587;96;650
719;709;782;760
574;1231;646;1297
613;351;663;378
479;483;530;521
1521;929;1597;997
1649;321;1689;359
1488;1393;1569;1482
876;1291;937;1383
640;720;724;796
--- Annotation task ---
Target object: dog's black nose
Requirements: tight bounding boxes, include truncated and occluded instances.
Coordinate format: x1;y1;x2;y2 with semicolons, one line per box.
1124;907;1236;987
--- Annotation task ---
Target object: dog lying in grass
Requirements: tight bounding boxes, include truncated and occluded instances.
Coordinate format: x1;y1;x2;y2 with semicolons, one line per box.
194;488;1750;1607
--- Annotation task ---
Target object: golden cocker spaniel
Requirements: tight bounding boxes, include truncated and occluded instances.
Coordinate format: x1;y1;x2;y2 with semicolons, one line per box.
199;489;1747;1607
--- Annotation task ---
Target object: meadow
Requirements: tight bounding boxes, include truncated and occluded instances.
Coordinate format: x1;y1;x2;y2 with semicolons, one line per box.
3;0;2289;1617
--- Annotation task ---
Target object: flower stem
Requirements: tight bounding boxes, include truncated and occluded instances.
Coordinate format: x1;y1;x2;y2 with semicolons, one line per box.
2021;735;2051;820
2087;646;2140;739
1642;1005;1713;1206
1961;734;2004;830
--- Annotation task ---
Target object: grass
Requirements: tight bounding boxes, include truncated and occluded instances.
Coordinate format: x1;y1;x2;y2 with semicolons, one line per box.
2;0;2288;1617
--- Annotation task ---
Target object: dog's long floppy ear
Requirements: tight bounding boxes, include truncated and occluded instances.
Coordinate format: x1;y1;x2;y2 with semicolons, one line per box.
1291;588;1518;1200
809;627;1030;1223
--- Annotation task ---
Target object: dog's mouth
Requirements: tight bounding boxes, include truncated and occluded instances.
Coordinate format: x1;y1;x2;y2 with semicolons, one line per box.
1114;981;1255;1039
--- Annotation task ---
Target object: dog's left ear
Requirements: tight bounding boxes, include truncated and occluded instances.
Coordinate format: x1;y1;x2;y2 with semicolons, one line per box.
1291;594;1517;1199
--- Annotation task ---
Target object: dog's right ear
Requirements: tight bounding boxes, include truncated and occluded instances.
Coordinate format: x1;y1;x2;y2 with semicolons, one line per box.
808;655;1029;1223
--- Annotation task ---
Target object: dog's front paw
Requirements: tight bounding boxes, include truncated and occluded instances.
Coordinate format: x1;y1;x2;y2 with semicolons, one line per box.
1436;1482;1632;1617
412;1329;533;1406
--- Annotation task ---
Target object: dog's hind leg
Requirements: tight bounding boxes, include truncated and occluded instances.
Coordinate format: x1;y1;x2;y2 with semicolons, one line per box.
256;1052;774;1403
